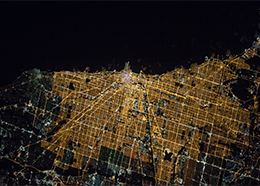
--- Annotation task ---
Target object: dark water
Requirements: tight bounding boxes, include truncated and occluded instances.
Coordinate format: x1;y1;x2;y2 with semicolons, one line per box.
0;2;259;87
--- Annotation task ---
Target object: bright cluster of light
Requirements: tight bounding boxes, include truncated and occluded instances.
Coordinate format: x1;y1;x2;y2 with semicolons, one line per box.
121;62;132;85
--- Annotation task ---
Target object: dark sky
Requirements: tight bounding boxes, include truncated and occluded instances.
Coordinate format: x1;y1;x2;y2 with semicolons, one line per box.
0;2;260;86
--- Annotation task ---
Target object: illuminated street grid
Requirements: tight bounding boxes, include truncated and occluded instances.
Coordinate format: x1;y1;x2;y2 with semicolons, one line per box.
40;39;260;185
0;39;260;185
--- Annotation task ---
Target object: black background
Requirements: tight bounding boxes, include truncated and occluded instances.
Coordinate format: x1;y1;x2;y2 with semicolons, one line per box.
0;2;260;87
